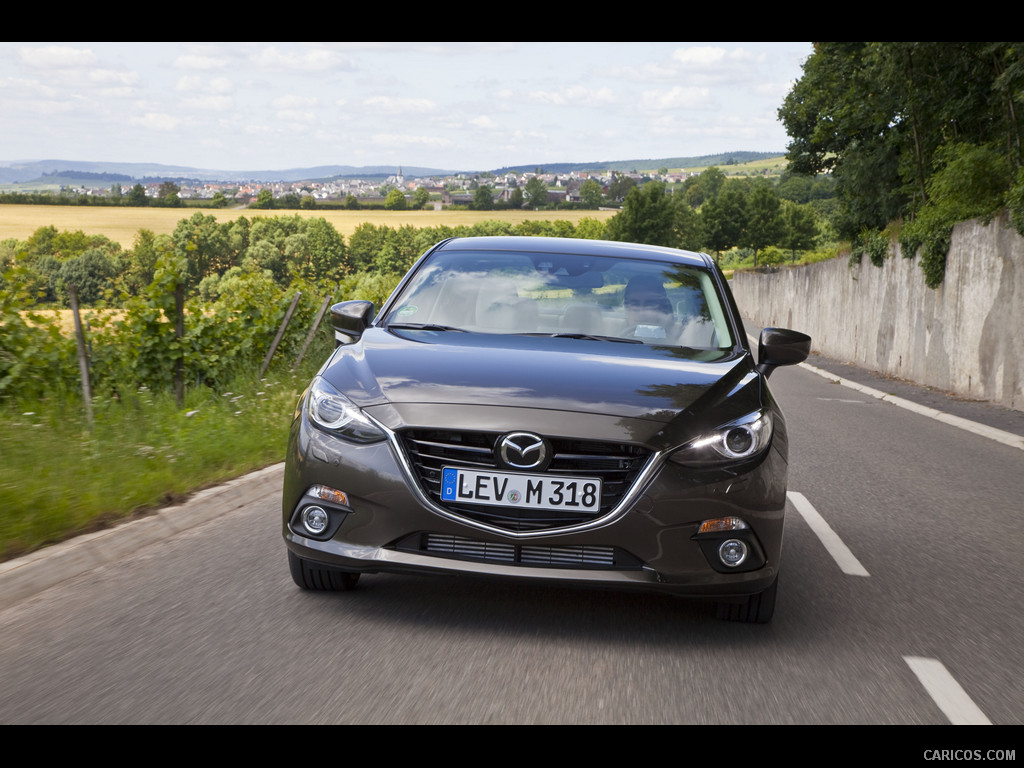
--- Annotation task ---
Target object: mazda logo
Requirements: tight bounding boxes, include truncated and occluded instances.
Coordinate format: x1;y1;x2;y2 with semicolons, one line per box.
496;432;549;470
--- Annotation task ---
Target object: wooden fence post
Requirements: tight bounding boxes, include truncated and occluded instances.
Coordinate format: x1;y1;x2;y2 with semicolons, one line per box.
260;292;302;378
174;283;185;408
293;295;332;370
68;285;93;428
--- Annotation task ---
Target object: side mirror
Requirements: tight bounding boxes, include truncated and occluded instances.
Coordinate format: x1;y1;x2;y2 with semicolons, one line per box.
756;327;811;377
330;300;376;346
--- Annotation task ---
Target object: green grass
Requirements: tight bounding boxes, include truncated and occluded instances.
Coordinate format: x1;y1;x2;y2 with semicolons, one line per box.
0;359;319;561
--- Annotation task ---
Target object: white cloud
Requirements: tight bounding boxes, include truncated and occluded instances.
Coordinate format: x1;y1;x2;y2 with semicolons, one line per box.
253;46;355;72
362;95;437;114
640;86;714;111
19;45;97;69
173;54;229;71
129;112;182;132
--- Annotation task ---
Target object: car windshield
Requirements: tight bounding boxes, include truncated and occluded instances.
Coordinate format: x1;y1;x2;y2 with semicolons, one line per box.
383;248;735;349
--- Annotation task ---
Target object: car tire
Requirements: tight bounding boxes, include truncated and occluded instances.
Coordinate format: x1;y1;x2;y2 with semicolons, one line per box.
288;551;361;591
715;576;777;624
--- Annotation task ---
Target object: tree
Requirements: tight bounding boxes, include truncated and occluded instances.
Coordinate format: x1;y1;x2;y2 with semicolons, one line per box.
251;189;275;209
742;180;786;264
780;202;818;261
172;212;230;288
524;177;548;208
605;172;636;203
779;42;1024;245
384;188;408;210
606;182;677;247
53;248;119;305
580;179;603;207
473;185;495;210
412;187;430;210
126;183;148;206
157;181;182;207
701;181;747;259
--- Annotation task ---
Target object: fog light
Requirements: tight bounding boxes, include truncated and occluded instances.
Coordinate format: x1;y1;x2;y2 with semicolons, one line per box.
302;505;329;535
718;538;748;567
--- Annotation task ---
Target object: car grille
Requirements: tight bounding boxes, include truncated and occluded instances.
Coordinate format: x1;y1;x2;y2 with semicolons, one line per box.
394;533;642;570
399;429;652;533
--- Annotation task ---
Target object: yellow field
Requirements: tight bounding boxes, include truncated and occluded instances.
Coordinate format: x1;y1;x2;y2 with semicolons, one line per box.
0;205;617;249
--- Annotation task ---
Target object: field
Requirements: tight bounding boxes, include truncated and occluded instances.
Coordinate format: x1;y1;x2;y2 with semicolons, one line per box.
0;204;617;248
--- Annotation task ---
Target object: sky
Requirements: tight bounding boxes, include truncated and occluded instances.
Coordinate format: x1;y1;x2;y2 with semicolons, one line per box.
1;42;813;173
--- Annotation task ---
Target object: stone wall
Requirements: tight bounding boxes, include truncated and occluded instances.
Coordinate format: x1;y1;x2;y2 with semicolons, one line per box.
730;213;1024;411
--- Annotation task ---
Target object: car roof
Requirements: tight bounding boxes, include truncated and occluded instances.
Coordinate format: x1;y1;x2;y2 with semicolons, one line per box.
434;236;713;268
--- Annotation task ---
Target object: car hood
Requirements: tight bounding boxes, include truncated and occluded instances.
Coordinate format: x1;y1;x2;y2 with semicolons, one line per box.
321;328;761;434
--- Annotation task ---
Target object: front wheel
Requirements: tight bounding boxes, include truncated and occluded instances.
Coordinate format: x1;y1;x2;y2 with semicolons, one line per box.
288;551;360;591
715;576;777;624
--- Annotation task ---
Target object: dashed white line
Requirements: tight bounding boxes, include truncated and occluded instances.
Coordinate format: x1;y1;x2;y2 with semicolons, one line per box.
787;491;870;577
903;656;992;725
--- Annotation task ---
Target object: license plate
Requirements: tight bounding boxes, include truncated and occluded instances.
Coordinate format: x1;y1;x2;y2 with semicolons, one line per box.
440;467;602;512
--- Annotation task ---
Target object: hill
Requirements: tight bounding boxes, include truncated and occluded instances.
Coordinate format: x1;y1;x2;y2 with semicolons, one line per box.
0;152;785;186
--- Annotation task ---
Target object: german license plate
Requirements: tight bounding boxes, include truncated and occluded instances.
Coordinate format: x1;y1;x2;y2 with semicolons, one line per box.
440;467;602;512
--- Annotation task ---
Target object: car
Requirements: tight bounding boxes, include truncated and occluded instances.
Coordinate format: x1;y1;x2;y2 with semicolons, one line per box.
282;236;810;623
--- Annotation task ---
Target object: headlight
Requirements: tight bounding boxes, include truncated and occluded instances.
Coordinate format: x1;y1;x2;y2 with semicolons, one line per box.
669;410;773;466
306;376;387;443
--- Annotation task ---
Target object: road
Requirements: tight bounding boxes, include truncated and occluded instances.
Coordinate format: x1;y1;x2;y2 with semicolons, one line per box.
0;347;1022;725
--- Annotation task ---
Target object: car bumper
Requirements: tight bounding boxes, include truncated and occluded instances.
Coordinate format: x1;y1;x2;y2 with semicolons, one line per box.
282;406;788;599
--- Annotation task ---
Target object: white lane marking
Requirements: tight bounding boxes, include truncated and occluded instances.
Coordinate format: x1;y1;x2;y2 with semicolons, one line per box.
787;492;870;577
903;656;992;725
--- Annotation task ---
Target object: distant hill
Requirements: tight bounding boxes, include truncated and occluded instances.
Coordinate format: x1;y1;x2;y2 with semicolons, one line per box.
0;152;785;185
492;152;784;175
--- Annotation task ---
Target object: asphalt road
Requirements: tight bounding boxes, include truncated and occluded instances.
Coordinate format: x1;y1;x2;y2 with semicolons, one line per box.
1;345;1022;726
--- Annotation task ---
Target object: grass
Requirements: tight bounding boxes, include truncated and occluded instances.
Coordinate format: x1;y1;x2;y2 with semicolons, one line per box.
0;358;319;562
0;204;617;248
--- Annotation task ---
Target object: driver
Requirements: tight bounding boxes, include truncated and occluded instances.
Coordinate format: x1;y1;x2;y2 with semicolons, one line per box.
623;275;676;339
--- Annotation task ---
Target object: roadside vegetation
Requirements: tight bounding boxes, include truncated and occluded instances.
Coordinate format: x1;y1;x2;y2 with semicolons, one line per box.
779;42;1024;287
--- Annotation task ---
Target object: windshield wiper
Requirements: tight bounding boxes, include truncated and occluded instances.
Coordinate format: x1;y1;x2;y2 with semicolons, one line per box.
387;322;467;332
519;332;643;344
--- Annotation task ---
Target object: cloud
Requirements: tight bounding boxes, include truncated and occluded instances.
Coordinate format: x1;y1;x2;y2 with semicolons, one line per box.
19;45;98;69
525;85;615;106
253;46;356;72
640;86;714;111
362;95;437;114
173;54;229;71
129;112;182;132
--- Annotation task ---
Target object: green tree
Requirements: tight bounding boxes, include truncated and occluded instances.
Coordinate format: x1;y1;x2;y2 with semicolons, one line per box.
605;172;636;203
580;178;603;207
606;182;677;247
384;188;408;210
473;185;495;210
53;248;119;305
157;181;182;207
701;181;748;259
524;177;548;208
780;202;818;261
251;189;275;209
742;180;786;264
173;212;230;288
412;187;430;209
127;184;149;206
